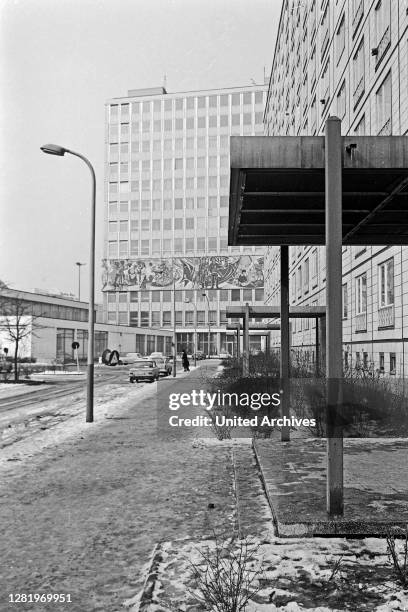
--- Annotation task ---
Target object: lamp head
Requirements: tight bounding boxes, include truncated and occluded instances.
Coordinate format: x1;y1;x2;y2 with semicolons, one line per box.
40;144;67;156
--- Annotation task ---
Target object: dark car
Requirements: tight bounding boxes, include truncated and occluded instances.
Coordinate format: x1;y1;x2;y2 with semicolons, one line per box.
129;360;160;383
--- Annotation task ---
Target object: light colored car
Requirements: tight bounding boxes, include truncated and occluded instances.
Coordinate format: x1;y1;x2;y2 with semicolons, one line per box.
149;352;164;359
129;360;160;383
154;357;173;377
121;352;143;365
219;352;232;359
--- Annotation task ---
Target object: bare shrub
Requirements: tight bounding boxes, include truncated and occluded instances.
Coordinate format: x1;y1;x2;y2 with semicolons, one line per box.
386;525;408;587
188;536;263;612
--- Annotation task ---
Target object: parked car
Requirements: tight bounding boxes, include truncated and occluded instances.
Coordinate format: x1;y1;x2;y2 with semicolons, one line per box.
121;352;143;365
193;350;206;360
129;360;160;383
149;352;164;359
219;352;232;359
154;357;172;377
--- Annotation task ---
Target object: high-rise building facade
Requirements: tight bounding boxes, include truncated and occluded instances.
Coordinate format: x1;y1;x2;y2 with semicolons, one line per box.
264;0;408;376
103;84;267;356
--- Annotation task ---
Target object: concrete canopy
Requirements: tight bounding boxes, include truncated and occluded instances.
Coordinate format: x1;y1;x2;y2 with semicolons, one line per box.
228;136;408;246
226;305;326;319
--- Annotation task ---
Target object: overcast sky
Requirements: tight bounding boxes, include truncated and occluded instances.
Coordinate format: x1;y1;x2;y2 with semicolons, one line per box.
0;0;282;301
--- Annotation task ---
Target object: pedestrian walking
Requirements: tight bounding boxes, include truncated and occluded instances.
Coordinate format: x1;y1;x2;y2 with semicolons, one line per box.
181;349;190;372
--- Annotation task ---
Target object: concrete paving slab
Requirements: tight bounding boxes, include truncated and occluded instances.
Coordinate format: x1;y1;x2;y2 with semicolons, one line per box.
254;437;408;537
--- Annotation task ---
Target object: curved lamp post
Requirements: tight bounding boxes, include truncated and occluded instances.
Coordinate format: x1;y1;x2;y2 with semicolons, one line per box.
185;298;197;367
202;292;211;359
41;144;96;423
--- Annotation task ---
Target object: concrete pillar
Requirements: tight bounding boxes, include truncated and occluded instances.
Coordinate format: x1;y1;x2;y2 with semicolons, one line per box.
317;316;326;375
280;246;290;442
325;116;344;516
236;325;240;360
243;303;250;376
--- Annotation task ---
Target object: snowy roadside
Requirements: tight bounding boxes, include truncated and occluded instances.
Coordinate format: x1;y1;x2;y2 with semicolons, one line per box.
0;382;52;399
126;535;408;612
0;368;195;469
0;380;156;469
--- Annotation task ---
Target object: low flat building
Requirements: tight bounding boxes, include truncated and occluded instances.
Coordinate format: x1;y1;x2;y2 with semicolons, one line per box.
0;287;172;363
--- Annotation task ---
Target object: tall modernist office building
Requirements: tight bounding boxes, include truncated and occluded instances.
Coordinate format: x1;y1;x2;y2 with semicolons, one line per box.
103;84;267;355
264;0;408;375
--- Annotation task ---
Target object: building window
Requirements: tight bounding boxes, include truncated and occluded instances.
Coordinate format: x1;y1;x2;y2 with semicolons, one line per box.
255;288;264;302
151;312;160;327
321;60;330;103
297;266;302;297
304;258;309;293
379;352;385;372
390;352;396;375
376;71;392;135
231;289;241;302
356;273;367;314
353;38;365;108
342;284;348;319
336;14;345;63
374;0;391;64
311;249;318;284
354;114;366;135
119;241;128;258
336;80;346;119
163;311;171;326
378;258;394;307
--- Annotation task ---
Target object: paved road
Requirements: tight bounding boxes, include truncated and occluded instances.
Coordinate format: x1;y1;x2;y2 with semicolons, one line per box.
0;360;246;612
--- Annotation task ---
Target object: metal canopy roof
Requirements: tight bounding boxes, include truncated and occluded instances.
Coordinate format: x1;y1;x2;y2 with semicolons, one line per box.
229;136;408;246
226;305;326;319
226;323;280;330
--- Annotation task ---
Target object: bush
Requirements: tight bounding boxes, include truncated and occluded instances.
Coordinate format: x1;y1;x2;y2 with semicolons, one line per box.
188;537;263;612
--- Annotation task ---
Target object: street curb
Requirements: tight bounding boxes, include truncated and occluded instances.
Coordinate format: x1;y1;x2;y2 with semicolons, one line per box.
135;541;164;611
252;438;281;537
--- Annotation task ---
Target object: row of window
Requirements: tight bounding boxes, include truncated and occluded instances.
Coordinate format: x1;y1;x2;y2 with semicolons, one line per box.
108;236;232;257
288;250;319;301
108;196;229;217
343;257;394;321
109;91;265;118
344;350;397;375
6;300;89;322
106;288;264;305
108;216;229;235
110;112;264;137
108;309;231;328
109;134;231;157
108;173;230;195
56;329;108;361
109;153;230;175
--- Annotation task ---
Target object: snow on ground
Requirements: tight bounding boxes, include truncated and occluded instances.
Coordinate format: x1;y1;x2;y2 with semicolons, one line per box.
0;379;158;469
0;382;52;398
129;535;408;612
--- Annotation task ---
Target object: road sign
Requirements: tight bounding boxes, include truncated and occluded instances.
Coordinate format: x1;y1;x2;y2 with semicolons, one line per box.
72;341;80;350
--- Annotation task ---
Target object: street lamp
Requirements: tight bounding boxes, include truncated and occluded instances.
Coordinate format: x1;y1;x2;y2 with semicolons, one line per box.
202;292;211;359
41;143;96;423
185;298;197;367
75;262;86;301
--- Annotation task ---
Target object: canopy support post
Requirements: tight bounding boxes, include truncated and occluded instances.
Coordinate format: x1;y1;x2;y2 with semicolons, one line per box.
325;116;344;516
